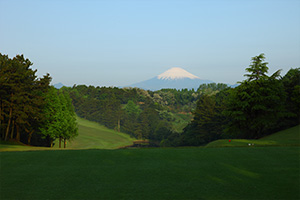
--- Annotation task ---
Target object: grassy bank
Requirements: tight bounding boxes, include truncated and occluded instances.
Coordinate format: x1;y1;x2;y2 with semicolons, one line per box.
1;147;299;200
0;117;135;152
0;140;50;152
55;117;135;149
206;125;300;148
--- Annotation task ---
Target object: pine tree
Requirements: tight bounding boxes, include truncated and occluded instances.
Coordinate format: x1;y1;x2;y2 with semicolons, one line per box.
224;54;287;138
0;54;51;143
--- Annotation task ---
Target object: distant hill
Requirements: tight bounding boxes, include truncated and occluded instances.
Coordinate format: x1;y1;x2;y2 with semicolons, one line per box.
53;82;65;89
129;67;214;91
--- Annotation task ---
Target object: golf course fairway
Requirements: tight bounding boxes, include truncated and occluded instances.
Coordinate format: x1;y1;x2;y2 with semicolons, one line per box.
1;147;299;200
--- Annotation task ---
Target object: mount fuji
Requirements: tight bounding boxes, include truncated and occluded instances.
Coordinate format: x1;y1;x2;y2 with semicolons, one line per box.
129;67;213;91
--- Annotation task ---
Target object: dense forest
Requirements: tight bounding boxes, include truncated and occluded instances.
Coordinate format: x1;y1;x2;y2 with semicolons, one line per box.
178;54;300;146
61;81;228;145
64;53;299;147
1;53;299;148
0;54;78;147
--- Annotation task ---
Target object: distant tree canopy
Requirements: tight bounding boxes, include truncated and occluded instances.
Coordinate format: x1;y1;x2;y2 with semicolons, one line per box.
2;53;297;148
0;54;77;147
64;54;299;147
65;85;165;140
224;54;294;139
63;79;233;145
177;54;300;146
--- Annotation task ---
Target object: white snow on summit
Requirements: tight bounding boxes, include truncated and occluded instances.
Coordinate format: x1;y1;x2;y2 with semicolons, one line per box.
157;67;200;80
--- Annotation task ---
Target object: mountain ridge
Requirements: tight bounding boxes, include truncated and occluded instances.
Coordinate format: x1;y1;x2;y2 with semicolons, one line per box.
129;67;214;91
157;67;200;80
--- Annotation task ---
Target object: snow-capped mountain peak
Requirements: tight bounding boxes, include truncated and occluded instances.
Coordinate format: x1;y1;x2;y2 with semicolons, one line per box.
128;67;213;90
157;67;200;80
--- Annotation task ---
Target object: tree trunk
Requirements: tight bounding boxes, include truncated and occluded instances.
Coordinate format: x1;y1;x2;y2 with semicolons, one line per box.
10;119;15;139
59;137;62;148
0;101;5;139
118;118;120;132
50;140;53;148
27;130;34;145
64;138;67;148
5;107;12;141
0;101;2;139
16;124;20;141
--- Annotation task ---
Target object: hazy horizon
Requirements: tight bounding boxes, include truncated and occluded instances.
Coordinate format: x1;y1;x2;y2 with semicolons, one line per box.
1;0;299;87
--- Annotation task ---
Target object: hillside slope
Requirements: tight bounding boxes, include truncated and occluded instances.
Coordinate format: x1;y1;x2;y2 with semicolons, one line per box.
0;117;135;151
59;117;135;149
206;125;300;147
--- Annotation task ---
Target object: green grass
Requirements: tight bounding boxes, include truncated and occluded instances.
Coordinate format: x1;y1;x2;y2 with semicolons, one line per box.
206;125;300;148
0;140;50;152
172;113;193;133
1;122;299;199
1;147;299;200
54;117;135;149
0;117;135;152
260;125;300;144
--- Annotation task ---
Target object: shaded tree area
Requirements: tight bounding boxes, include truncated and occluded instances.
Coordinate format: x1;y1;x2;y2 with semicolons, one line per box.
3;53;296;148
281;68;300;128
154;83;229;113
64;85;166;141
176;54;299;146
224;54;298;139
0;54;77;147
179;90;229;146
64;81;230;145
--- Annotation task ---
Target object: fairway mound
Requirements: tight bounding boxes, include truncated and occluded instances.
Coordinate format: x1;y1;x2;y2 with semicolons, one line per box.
206;125;300;148
57;117;135;149
0;117;135;152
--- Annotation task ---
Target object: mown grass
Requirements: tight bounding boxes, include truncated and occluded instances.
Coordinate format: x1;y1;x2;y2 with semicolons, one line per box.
206;125;300;148
54;117;135;149
0;140;50;152
0;117;135;152
1;122;299;199
1;147;299;200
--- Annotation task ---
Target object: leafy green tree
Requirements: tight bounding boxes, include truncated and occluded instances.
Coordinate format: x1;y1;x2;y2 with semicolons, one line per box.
40;87;63;147
123;100;142;120
181;94;225;146
152;121;172;142
224;54;287;139
102;94;122;130
197;83;229;95
40;87;78;147
121;100;141;136
281;68;300;127
58;91;78;148
244;53;269;81
0;54;51;145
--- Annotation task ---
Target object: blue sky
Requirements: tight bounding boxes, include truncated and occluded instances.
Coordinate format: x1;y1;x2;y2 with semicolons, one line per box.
1;0;299;86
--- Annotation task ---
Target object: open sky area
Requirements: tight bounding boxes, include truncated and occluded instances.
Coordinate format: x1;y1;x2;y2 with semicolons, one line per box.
1;0;299;87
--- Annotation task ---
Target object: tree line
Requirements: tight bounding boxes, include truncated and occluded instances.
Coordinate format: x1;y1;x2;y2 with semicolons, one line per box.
0;54;78;147
65;54;299;147
1;53;298;148
174;54;300;146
